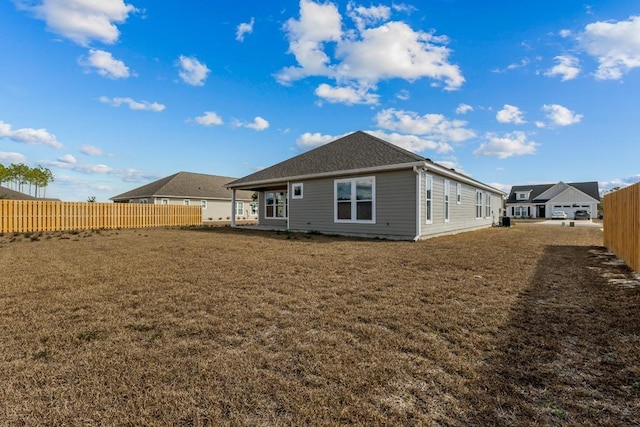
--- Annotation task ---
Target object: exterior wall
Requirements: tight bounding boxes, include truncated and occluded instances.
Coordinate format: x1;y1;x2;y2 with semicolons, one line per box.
419;171;502;239
287;169;417;240
126;197;255;221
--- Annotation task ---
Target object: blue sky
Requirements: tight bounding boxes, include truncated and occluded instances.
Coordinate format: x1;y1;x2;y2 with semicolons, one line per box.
1;0;639;201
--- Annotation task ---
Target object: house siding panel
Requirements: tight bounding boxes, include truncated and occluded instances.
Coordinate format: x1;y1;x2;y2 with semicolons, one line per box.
288;170;417;239
420;173;501;238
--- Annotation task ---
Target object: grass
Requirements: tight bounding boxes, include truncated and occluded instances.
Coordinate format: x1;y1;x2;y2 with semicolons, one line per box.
0;225;638;425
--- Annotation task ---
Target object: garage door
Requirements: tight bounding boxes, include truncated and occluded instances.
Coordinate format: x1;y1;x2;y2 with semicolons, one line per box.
552;205;592;219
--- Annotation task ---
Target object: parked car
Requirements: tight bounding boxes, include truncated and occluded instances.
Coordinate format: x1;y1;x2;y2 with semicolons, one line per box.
574;210;590;220
551;210;567;220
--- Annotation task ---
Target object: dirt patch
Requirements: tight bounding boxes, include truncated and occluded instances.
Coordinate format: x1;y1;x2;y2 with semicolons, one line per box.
0;225;637;425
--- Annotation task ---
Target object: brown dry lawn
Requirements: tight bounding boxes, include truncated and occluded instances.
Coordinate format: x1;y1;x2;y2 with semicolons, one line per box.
0;225;638;426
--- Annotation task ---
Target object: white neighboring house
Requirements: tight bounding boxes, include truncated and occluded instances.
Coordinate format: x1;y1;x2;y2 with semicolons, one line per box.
111;171;257;221
506;181;600;220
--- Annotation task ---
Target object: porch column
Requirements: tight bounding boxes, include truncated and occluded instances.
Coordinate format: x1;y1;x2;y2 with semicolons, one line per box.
231;189;236;227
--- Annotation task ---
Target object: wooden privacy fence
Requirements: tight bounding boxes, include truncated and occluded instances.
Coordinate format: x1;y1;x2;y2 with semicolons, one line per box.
603;182;640;273
0;200;202;233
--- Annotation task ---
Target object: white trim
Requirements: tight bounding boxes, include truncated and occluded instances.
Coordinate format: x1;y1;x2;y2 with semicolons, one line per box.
235;201;244;216
415;167;421;240
183;199;190;206
444;179;450;223
334;176;376;224
201;200;208;209
476;190;483;219
291;182;303;199
456;182;462;204
264;190;288;219
425;173;433;224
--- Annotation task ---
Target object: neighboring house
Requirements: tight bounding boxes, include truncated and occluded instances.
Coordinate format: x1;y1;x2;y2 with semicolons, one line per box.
0;185;59;201
0;185;37;200
111;172;257;221
226;131;505;240
506;181;600;219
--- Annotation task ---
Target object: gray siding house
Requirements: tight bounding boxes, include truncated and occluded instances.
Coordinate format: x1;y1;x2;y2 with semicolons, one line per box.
227;131;505;240
111;172;256;222
506;181;600;219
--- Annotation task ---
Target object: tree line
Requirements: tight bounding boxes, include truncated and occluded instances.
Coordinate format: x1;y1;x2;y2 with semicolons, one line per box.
0;163;54;198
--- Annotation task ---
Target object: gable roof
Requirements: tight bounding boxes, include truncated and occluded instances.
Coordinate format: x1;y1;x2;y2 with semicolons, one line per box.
111;172;254;201
227;131;426;188
0;185;37;200
507;181;600;203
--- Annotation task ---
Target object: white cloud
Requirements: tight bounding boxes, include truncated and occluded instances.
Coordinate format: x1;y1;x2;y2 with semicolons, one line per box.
600;175;640;193
366;130;452;154
16;0;137;46
42;158;156;183
492;58;530;73
545;55;580;81
487;182;512;194
496;104;526;124
80;49;130;79
315;83;379;105
57;154;76;164
80;144;107;156
346;2;391;32
455;103;473;115
578;15;640;80
559;29;572;38
193;111;223;126
0;151;27;163
246;116;269;131
177;55;210;86
296;132;342;149
99;96;165;111
374;108;476;146
277;0;464;104
0;120;63;149
474;131;538;159
395;89;410;101
236;17;255;41
542;104;582;126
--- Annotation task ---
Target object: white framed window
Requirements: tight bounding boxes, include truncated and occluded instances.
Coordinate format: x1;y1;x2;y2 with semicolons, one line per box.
334;177;375;223
201;200;207;209
425;174;433;224
476;191;483;219
183;199;190;206
291;183;303;199
161;198;169;205
485;193;491;218
517;192;528;200
235;201;244;216
444;179;450;223
139;199;148;204
456;183;462;204
265;191;287;218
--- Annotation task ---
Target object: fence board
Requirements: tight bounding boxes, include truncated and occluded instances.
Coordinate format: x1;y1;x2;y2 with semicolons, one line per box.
0;201;202;233
604;182;640;273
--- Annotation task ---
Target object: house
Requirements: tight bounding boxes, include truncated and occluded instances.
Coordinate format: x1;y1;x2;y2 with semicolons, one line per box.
226;131;505;240
506;181;600;219
111;172;257;221
0;185;59;201
0;185;38;200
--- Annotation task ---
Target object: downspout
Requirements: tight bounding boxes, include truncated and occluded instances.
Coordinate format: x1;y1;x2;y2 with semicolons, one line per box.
413;166;422;241
231;189;236;228
286;181;290;231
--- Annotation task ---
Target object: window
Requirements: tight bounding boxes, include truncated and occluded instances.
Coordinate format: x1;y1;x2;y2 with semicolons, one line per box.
291;183;303;199
183;199;190;206
201;200;207;209
456;183;462;204
476;191;483;219
425;174;433;224
235;201;244;216
335;177;375;223
139;199;148;204
444;180;450;222
485;193;491;218
517;192;528;200
250;202;258;216
265;191;287;218
161;199;169;205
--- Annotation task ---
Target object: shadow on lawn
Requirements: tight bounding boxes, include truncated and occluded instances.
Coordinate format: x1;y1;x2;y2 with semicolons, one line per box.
462;245;640;426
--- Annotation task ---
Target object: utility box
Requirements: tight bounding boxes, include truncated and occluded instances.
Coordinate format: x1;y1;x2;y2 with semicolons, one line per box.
500;216;511;227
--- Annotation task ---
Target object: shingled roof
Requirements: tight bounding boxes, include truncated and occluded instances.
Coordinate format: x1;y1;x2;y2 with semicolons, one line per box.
507;181;600;203
0;185;37;200
111;172;254;201
227;131;427;188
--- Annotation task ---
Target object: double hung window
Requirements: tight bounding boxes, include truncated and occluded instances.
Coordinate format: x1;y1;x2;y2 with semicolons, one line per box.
335;177;375;223
265;192;287;218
